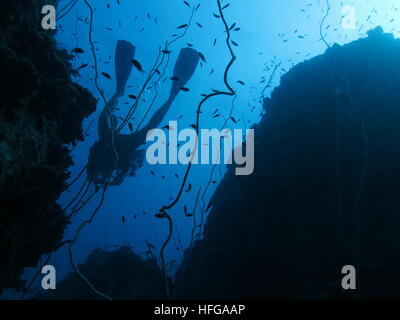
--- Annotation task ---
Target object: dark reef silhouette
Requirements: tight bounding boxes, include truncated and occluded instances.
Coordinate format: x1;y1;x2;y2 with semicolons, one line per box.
175;27;400;299
0;0;96;292
40;246;169;299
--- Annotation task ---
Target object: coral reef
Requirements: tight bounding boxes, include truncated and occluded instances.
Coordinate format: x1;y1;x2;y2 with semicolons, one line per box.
0;1;96;292
39;246;169;299
175;28;400;299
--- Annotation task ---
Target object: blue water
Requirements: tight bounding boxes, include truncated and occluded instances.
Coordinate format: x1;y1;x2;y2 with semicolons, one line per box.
9;0;400;298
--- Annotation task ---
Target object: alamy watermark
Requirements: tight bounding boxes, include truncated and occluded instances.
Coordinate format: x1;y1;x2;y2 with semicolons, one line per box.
341;265;356;290
41;5;56;30
145;121;255;176
41;265;56;290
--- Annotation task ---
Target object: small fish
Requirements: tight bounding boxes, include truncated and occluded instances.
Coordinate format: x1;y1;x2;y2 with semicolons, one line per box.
228;23;236;31
185;183;192;192
121;216;125;224
132;59;144;73
206;201;212;212
180;87;190;92
213;13;220;18
196;22;203;28
183;0;190;7
186;43;193;47
198;52;206;63
170;76;180;81
177;24;188;29
162;125;174;131
72;47;84;54
150;170;155;176
209;69;214;76
76;63;88;70
101;72;111;79
128;94;137;99
231;116;238;124
237;80;245;85
177;114;183;120
128;123;133;131
162;49;171;54
222;3;230;10
231;40;239;46
213;38;217;47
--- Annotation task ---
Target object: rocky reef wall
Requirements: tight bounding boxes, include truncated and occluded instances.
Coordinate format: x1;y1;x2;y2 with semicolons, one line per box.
175;28;400;299
40;246;169;300
0;1;96;292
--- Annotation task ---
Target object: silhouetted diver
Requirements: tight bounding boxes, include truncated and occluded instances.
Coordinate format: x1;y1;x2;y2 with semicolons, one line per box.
87;41;200;185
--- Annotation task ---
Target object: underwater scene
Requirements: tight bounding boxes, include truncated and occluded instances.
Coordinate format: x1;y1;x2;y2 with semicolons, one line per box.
2;0;400;305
